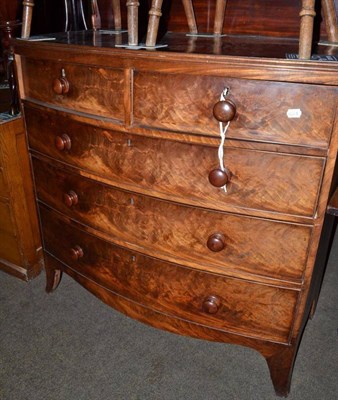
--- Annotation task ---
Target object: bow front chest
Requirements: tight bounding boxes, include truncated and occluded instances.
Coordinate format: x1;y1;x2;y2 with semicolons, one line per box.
14;32;337;397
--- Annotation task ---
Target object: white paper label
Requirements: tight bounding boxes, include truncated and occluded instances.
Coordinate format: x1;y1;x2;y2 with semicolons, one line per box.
287;109;302;119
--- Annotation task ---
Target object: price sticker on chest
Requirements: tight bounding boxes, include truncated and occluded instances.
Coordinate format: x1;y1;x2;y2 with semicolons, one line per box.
287;109;302;119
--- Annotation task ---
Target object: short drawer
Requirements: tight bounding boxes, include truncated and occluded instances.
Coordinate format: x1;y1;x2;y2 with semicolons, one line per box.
33;157;312;282
40;205;299;344
21;58;125;121
26;105;325;218
134;72;337;148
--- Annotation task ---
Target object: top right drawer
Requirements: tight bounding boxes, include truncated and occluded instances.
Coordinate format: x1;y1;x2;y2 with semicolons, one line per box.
134;73;337;148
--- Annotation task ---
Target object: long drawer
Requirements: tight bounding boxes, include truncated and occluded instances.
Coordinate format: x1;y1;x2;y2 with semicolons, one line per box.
33;156;312;282
40;205;299;344
134;72;337;148
25;105;325;218
20;58;125;121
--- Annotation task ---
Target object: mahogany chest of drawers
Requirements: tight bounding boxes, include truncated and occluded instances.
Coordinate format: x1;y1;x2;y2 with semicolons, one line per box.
14;32;337;396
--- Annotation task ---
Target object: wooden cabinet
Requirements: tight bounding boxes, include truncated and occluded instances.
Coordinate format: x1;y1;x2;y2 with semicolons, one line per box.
0;116;42;280
14;31;337;397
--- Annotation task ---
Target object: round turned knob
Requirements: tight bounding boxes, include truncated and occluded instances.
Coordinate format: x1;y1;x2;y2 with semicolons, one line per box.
213;99;236;122
63;190;78;207
207;233;226;252
69;245;84;261
52;77;70;95
55;134;71;151
209;168;230;187
202;295;221;314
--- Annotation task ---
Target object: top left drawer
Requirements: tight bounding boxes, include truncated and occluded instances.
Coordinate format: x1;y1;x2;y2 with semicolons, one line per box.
19;58;125;121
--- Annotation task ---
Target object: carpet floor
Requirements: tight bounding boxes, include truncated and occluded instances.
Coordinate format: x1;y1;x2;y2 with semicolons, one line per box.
1;231;337;400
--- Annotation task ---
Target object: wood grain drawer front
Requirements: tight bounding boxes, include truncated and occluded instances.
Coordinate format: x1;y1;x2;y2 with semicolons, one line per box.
33;157;311;282
134;72;336;148
25;106;324;218
40;205;299;343
21;58;125;120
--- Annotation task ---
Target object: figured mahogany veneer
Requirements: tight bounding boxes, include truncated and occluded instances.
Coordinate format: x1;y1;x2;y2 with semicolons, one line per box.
21;58;125;120
14;34;338;397
32;155;312;282
134;72;336;147
40;205;299;344
25;105;325;219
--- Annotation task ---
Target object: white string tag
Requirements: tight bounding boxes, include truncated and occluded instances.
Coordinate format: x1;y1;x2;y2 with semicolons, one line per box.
218;88;231;193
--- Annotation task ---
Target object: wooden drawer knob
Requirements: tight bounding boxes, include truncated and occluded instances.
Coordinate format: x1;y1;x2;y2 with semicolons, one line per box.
63;190;78;207
209;168;230;187
69;245;84;261
213;99;236;122
202;295;221;314
207;233;226;252
53;77;70;95
55;134;71;151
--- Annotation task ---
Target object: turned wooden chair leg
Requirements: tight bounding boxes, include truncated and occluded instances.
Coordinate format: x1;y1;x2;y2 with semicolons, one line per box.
146;0;197;47
181;0;198;34
145;0;163;47
127;0;139;46
214;0;228;35
21;0;35;39
322;0;338;43
112;0;122;31
299;0;316;59
91;0;102;31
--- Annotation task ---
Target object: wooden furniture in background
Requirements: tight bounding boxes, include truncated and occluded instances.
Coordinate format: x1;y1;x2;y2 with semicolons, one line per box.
145;0;337;54
14;28;337;396
0;0;22;114
0;20;21;114
167;0;338;38
112;0;122;31
322;0;338;43
21;0;34;39
127;0;139;45
0;116;43;280
214;0;227;35
91;0;101;31
146;0;197;46
299;0;317;59
18;1;338;56
22;0;90;36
